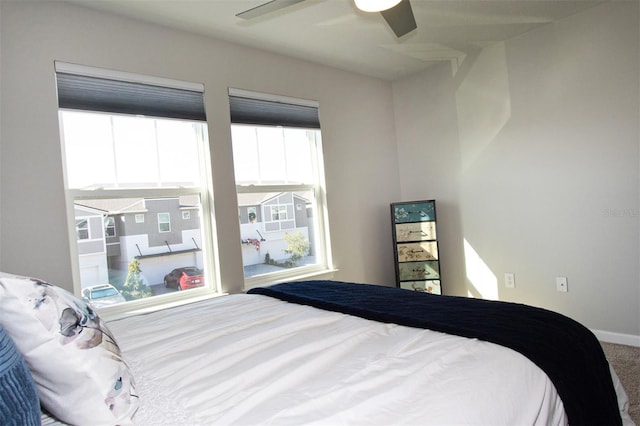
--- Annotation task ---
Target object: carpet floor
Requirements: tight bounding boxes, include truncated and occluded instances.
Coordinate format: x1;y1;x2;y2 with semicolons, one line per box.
601;342;639;424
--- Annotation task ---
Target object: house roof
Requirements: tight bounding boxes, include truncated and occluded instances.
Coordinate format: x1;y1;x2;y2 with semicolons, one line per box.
75;198;146;214
237;192;281;207
76;193;311;213
75;195;200;214
237;191;312;207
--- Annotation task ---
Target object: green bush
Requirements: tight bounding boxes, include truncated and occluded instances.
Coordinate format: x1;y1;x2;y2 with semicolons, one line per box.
283;232;310;265
121;259;153;300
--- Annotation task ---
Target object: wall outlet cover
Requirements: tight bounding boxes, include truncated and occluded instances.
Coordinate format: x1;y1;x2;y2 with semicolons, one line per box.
504;273;515;288
556;276;568;292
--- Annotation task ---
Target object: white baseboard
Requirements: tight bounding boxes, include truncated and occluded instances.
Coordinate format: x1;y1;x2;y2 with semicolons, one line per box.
592;329;640;347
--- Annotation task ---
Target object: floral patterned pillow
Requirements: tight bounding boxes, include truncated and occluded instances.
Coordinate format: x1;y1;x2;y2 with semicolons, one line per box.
0;272;139;425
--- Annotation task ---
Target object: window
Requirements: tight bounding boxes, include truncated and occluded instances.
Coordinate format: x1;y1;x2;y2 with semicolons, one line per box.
271;205;288;221
229;89;332;286
104;216;116;238
56;62;216;313
76;219;89;240
158;213;171;232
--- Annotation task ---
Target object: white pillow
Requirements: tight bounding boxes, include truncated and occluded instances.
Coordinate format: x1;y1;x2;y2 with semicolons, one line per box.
0;272;139;425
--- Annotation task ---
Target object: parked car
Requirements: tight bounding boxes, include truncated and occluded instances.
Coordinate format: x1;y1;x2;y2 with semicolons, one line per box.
164;267;204;290
82;284;126;308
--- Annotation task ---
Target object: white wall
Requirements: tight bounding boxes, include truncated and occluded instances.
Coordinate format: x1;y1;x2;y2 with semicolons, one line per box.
393;1;640;339
2;0;637;339
0;1;400;294
392;63;467;297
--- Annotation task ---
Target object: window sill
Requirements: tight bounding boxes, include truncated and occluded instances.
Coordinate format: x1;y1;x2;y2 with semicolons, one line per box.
97;266;339;320
97;288;227;322
243;266;338;292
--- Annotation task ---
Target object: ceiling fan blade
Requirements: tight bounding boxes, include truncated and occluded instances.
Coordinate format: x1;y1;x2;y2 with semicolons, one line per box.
380;0;417;38
236;0;307;20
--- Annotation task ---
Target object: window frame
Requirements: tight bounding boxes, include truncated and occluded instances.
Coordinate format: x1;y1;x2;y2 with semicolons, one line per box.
56;63;219;318
63;183;218;319
157;212;171;233
76;218;90;240
104;216;116;238
237;184;333;288
229;88;334;289
270;205;289;222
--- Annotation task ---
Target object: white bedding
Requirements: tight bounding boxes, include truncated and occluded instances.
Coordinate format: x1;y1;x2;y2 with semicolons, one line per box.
106;294;571;425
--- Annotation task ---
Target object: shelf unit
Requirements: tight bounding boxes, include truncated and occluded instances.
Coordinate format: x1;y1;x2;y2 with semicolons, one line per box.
390;200;441;295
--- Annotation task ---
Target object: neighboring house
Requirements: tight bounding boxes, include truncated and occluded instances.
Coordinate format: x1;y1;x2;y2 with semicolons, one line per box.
74;196;203;288
74;204;110;287
75;192;314;287
238;192;314;266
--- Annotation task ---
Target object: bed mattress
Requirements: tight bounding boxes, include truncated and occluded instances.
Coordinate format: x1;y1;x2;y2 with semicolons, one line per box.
106;294;570;425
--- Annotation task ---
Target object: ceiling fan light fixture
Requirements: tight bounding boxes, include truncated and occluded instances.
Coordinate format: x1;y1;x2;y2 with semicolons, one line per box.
354;0;402;13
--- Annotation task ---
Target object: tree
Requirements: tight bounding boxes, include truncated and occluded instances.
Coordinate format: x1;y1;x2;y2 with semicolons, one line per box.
283;232;310;266
121;259;153;300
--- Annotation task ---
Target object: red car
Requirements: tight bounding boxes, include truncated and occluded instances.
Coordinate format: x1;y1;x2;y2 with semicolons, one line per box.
163;267;204;290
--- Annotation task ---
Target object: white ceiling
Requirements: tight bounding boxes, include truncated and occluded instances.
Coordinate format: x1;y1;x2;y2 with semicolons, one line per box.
65;0;604;81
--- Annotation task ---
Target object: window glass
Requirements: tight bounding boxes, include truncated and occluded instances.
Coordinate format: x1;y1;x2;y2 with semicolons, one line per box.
232;127;315;185
112;117;159;185
62;112;202;190
62;113;117;189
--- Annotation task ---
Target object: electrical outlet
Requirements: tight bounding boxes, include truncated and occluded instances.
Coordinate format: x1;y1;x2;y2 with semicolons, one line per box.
504;273;515;288
556;277;568;292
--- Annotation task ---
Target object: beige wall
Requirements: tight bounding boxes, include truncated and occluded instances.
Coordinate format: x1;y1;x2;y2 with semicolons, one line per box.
393;1;640;341
0;1;400;294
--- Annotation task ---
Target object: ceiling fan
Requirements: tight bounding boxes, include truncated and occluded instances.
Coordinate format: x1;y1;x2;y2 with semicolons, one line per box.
236;0;417;38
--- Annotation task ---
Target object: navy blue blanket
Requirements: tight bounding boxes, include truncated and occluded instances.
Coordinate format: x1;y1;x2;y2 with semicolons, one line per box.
249;280;622;426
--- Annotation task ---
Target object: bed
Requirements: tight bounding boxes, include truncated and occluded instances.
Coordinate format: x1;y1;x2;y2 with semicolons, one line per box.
0;274;634;425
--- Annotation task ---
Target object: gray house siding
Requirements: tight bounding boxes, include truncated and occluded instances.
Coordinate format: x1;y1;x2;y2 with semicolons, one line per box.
74;207;106;256
294;197;309;230
238;193;311;231
147;198;183;247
